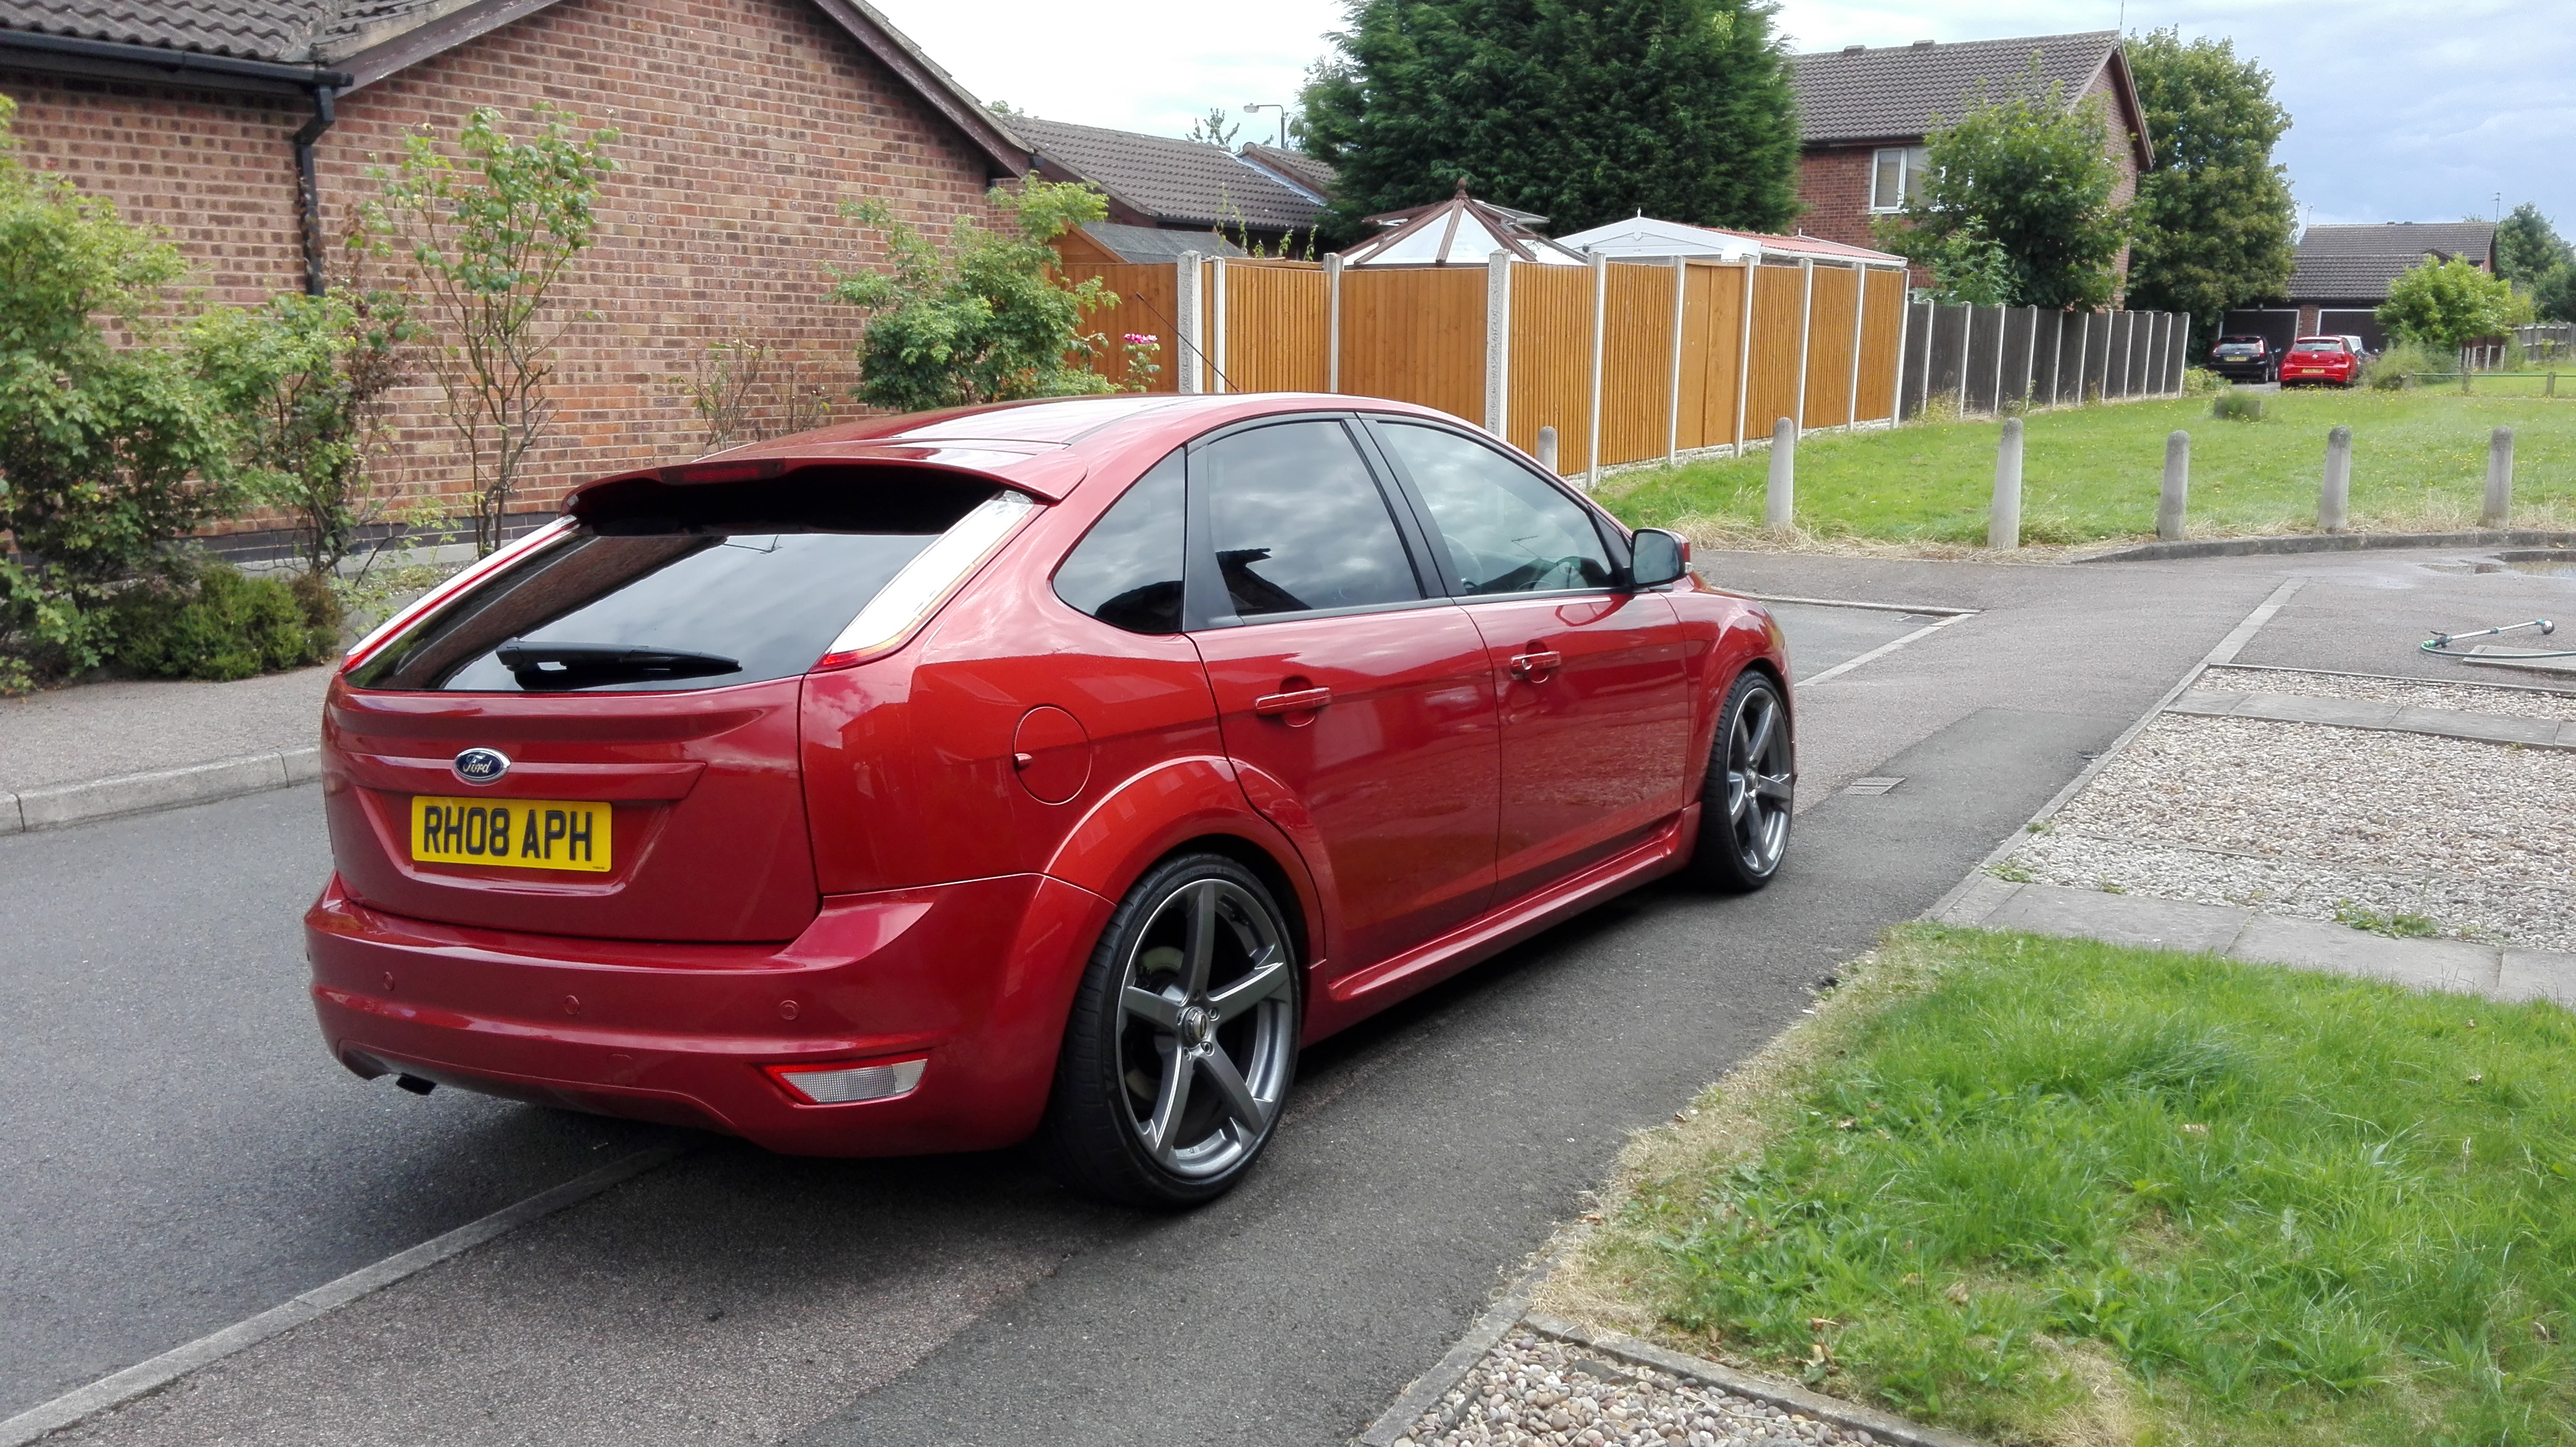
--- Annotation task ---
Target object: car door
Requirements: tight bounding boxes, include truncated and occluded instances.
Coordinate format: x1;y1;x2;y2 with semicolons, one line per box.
1184;416;1500;974
1363;417;1690;903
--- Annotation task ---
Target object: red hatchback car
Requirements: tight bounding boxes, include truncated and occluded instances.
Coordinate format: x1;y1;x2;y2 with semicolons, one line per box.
2279;336;2361;388
308;394;1794;1204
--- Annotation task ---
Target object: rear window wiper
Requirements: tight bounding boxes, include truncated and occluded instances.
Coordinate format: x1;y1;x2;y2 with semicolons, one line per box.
494;640;742;690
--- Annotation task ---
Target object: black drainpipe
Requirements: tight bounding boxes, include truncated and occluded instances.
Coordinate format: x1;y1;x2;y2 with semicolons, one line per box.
291;84;337;297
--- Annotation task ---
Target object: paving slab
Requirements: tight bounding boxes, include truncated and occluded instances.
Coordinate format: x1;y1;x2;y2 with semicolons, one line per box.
2164;689;2571;750
1979;881;2251;955
2497;948;2576;1007
0;667;329;793
2225;913;2502;994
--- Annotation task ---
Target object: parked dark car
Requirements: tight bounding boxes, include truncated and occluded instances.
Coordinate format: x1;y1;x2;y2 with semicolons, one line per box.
2209;334;2279;383
307;393;1795;1205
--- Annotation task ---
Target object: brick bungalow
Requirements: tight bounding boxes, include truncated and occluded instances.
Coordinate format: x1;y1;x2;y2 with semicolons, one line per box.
2220;221;2500;354
0;0;1028;538
1788;32;2152;291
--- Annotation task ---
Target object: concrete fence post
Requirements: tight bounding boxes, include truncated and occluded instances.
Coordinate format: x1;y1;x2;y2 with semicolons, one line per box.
2159;430;2190;541
1175;253;1203;395
1324;252;1343;394
2319;425;2353;533
1536;426;1559;475
1764;417;1796;533
1209;256;1228;393
2484;426;2515;527
1990;416;2024;549
1484;251;1513;439
1666;255;1687;460
1585;250;1608;490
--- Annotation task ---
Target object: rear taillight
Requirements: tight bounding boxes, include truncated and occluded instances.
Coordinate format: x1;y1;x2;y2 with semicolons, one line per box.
811;491;1037;671
340;518;578;675
764;1057;927;1104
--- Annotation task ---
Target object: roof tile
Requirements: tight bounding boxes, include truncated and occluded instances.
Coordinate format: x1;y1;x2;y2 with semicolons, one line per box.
1012;115;1326;233
1790;31;2119;144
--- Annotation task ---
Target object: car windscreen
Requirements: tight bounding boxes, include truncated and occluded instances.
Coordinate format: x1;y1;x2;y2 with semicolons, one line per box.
2214;338;2264;353
347;470;1003;693
2292;338;2345;352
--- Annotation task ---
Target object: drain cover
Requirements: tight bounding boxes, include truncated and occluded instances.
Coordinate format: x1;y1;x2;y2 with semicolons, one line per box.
1842;776;1905;795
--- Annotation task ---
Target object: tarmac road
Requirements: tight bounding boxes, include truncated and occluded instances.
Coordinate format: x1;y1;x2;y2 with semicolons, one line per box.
3;553;2334;1445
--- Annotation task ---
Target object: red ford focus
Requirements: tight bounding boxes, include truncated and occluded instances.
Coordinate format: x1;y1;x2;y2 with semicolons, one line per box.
307;395;1794;1204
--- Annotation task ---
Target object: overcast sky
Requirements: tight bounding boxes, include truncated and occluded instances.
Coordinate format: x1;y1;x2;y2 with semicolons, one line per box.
869;0;2574;235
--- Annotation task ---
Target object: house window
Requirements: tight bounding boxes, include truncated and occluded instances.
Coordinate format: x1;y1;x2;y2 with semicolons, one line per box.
1870;147;1929;212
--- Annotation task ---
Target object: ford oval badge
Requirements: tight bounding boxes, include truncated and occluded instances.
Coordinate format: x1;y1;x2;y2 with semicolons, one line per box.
452;747;511;785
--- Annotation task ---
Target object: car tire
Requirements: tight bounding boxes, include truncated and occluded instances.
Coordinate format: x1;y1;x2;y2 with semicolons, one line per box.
1035;853;1300;1207
1685;670;1794;893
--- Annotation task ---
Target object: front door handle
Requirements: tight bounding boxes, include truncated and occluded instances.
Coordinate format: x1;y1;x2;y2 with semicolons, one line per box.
1508;649;1564;680
1253;686;1333;715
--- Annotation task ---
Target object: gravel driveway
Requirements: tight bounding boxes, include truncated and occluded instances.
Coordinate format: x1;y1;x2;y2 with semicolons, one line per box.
1393;1328;1882;1447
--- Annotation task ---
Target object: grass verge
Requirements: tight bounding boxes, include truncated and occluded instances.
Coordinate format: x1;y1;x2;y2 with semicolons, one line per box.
1598;391;2576;547
1542;925;2576;1445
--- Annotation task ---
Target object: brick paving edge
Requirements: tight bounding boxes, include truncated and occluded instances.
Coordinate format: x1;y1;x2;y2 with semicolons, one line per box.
0;746;320;836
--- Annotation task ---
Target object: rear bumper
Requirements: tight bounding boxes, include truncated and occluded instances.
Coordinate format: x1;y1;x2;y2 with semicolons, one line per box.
305;872;1113;1156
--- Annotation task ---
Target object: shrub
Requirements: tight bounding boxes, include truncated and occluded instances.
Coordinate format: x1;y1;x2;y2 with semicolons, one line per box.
108;565;337;681
2180;365;2222;395
2379;256;2529;352
2364;339;2445;390
2211;387;2264;422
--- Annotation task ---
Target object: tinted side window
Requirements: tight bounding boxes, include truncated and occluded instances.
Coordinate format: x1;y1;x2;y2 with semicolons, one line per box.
1054;452;1185;633
1376;422;1614;595
1199;420;1422;618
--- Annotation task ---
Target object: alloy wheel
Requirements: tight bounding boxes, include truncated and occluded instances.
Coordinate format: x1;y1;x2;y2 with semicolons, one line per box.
1113;877;1296;1179
1723;685;1794;876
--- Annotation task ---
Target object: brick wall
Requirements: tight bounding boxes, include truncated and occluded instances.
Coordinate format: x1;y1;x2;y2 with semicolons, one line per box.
1;0;1003;533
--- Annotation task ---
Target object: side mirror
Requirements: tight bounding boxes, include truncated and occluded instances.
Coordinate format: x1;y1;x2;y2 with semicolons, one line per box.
1628;528;1689;588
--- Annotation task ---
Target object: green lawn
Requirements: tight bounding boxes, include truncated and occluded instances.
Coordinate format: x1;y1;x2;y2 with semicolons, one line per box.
1562;926;2576;1446
1598;391;2576;546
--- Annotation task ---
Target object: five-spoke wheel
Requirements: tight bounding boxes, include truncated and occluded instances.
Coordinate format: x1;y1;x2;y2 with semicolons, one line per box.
1689;671;1793;891
1040;855;1299;1204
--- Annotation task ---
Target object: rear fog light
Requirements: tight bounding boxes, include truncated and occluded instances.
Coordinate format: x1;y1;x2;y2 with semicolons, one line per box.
765;1057;927;1104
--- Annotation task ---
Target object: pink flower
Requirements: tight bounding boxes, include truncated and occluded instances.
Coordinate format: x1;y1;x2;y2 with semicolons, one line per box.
1123;333;1158;345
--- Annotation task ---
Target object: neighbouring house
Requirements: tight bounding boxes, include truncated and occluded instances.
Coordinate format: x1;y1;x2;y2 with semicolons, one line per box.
0;0;1026;547
2223;221;2500;354
1555;214;1903;268
1788;31;2152;289
1011;114;1329;259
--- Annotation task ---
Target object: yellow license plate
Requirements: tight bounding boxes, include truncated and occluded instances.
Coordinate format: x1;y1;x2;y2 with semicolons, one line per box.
411;797;612;872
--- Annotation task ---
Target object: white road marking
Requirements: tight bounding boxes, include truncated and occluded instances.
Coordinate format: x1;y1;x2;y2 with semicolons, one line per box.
0;1144;689;1447
1795;611;1975;687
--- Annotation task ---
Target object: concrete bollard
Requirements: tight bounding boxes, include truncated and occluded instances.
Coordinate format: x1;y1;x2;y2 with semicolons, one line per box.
2484;426;2515;527
2158;431;2190;541
1536;426;1559;475
1990;417;2024;549
1764;417;1797;533
2319;425;2352;533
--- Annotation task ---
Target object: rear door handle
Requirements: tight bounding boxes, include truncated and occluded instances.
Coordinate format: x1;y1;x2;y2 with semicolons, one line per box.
1508;650;1563;680
1253;686;1333;715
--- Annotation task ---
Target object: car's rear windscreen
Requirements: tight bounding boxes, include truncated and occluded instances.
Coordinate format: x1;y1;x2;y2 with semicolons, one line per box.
347;470;1003;693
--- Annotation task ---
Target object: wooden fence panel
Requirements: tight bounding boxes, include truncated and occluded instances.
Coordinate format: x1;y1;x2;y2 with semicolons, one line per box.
1743;265;1806;437
1056;262;1181;391
1855;269;1905;422
1221;261;1329;394
1677;261;1747;451
1341;266;1486;422
1507;263;1593;468
1802;266;1858;428
1599;263;1677;467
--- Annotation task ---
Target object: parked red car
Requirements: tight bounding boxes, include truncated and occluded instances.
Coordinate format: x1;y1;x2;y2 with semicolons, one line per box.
2279;336;2361;388
307;395;1793;1204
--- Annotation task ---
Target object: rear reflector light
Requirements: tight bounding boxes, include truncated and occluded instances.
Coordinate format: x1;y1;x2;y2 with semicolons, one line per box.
764;1057;926;1104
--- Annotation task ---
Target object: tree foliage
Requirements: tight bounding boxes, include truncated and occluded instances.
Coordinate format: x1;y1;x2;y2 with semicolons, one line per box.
830;178;1120;414
1184;107;1240;147
1297;0;1801;238
2378;256;2530;352
2493;203;2575;324
0;95;243;679
370;104;617;556
2122;28;2295;348
1875;75;2130;310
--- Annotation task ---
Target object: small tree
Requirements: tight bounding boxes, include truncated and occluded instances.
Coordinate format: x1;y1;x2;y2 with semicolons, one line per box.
0;96;240;680
2378;257;2530;354
1876;74;2130;310
1185;108;1240;147
2123;28;2297;352
2494;203;2573;289
372;105;617;556
830;179;1121;413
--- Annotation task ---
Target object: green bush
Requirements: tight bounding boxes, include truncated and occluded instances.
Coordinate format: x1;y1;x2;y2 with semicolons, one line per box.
2180;364;2222;395
2365;339;2446;390
108;564;337;681
2210;387;2264;422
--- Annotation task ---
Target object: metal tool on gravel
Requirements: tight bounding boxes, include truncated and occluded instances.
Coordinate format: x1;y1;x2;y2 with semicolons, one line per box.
2422;618;2572;659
